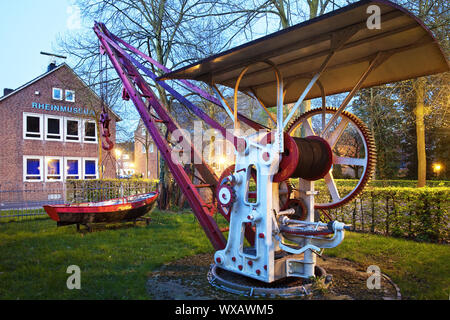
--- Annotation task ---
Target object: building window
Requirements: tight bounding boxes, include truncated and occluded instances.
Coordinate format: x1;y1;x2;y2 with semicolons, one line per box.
149;143;154;153
23;113;43;140
45;157;62;181
83;158;98;179
23;156;43;182
83;120;97;143
65;90;75;102
65;158;81;180
141;127;146;136
141;144;146;154
52;88;63;100
65;118;80;142
45;115;63;141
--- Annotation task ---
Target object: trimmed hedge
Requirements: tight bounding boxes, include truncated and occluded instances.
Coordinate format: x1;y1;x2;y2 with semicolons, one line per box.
318;179;450;188
66;179;159;203
314;184;449;243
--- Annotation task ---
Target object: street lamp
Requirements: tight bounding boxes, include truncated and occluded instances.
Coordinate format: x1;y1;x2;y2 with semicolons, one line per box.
433;163;443;178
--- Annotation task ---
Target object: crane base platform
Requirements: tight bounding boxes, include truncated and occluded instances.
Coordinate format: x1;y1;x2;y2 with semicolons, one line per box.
207;264;332;298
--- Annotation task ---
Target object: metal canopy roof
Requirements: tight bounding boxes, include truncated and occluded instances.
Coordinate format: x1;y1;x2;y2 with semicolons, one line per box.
160;0;449;107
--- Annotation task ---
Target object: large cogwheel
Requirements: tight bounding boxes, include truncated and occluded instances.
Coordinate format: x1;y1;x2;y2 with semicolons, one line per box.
286;107;376;210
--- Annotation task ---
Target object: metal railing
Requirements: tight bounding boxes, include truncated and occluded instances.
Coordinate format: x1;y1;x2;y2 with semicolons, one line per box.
0;183;65;222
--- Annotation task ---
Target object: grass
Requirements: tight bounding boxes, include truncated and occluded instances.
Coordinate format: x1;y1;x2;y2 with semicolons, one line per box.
0;210;216;299
326;232;450;300
0;210;448;300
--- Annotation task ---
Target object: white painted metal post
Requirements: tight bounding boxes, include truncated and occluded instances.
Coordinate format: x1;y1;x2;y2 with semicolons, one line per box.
299;179;316;278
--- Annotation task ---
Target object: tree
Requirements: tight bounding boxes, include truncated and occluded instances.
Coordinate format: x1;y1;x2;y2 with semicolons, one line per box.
352;86;403;179
60;0;240;209
395;0;449;186
352;0;449;183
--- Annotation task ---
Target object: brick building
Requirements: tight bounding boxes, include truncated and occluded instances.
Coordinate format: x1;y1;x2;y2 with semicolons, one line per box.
134;119;159;180
115;141;136;177
0;63;120;203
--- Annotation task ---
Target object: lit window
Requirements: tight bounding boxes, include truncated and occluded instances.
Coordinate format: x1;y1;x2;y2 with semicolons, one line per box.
65;158;81;180
52;88;63;100
23;113;43;140
23;156;43;182
65;118;80;142
45;115;62;141
83;158;98;179
83;120;97;143
65;90;75;102
123;154;130;160
45;157;62;181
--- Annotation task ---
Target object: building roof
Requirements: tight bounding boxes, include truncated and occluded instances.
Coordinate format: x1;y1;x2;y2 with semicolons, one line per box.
160;0;449;107
0;63;121;121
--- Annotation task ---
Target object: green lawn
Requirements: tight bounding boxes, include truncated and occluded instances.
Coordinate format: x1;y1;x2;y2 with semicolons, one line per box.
326;232;450;300
0;210;216;299
0;210;448;300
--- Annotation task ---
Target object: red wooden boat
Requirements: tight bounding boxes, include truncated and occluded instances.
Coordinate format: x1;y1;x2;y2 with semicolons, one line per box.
43;192;159;228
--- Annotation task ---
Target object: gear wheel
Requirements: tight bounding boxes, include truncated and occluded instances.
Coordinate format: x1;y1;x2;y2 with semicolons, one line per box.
217;184;235;208
216;165;236;217
286;107;376;210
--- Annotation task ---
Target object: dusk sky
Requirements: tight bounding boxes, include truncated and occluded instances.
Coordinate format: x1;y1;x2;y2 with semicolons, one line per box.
0;0;84;93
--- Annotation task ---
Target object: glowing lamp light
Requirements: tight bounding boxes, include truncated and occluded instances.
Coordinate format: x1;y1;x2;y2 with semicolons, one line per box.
115;149;122;158
218;157;227;165
433;163;443;176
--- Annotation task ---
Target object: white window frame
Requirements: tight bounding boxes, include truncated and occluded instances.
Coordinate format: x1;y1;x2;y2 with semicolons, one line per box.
45;156;63;182
149;143;154;153
23;112;43;140
141;143;146;154
23;156;43;182
65;157;81;180
83;119;97;143
64;117;81;142
44;115;63;141
65;90;75;102
83;157;98;179
52;87;63;100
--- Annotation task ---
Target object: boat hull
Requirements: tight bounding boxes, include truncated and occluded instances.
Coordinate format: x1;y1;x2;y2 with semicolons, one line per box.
43;192;158;226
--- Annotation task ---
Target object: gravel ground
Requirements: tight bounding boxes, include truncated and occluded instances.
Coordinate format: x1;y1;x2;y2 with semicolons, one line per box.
146;253;400;300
